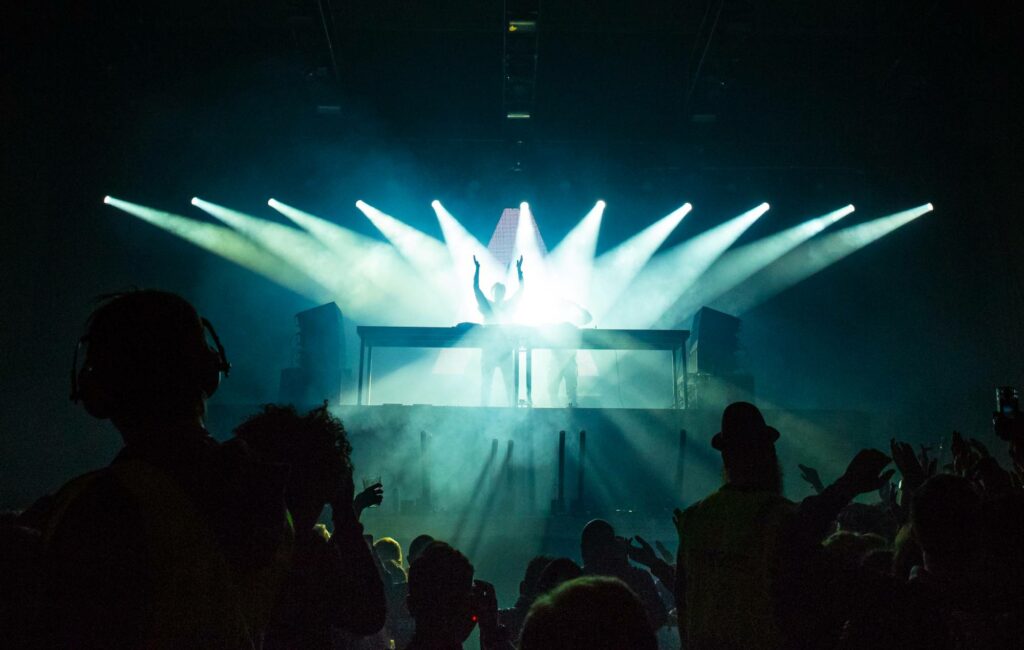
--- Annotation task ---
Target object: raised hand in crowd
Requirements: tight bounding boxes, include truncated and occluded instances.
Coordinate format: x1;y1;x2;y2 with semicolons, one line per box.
353;481;384;518
797;463;825;493
654;539;674;565
474;579;513;650
834;448;895;498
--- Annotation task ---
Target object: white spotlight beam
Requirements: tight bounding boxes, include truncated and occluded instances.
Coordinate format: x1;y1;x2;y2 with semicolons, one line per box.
268;198;400;286
716;203;934;315
657;204;854;327
195;197;422;323
104;197;331;301
191;197;343;290
601;203;766;328
355;200;452;277
268;198;454;325
548;200;605;301
589;203;691;322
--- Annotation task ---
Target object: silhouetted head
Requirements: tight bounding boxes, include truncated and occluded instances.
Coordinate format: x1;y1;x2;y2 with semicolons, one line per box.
910;473;980;573
823;531;889;569
519;576;658;650
491;282;506;302
374;537;407;583
234;404;352;532
74;290;228;433
407;542;476;645
520;555;555;600
408;534;435;567
714;402;783;492
534;557;584;596
580;519;626;567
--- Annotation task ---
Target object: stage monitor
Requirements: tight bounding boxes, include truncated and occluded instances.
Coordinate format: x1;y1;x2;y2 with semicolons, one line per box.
688;306;741;376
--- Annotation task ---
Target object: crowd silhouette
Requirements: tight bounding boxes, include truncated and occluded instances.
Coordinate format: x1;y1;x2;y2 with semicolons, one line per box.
2;289;1023;649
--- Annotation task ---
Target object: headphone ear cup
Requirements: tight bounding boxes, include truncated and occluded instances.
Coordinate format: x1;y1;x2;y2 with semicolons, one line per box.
199;346;223;399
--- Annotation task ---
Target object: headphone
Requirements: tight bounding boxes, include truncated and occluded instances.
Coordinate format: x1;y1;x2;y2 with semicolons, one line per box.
70;316;231;420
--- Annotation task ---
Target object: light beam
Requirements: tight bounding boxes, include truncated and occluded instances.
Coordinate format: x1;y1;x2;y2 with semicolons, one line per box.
589;202;691;322
716;203;934;314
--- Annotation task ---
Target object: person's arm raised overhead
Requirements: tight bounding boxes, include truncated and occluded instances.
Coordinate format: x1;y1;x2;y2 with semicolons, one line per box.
316;470;387;635
473;255;492;317
627;535;676;590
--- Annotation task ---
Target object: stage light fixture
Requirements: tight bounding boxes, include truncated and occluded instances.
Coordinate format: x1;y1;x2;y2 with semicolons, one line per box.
589;202;691;321
612;203;766;328
658;204;855;327
105;196;329;301
103;196;111;204
716;202;934;315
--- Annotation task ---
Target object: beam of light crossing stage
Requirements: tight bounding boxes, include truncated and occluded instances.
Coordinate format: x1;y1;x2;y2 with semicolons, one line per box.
656;204;854;327
608;203;768;328
269;198;454;325
715;203;934;315
432;199;504;323
194;197;412;323
589;202;691;323
547;200;605;304
511;202;555;324
103;196;331;301
355;200;452;278
268;198;404;289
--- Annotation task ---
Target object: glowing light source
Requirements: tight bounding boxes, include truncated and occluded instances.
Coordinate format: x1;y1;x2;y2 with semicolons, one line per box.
658;204;854;326
589;202;691;321
545;201;606;316
716;203;934;314
267;198;452;324
610;203;768;328
104;196;329;300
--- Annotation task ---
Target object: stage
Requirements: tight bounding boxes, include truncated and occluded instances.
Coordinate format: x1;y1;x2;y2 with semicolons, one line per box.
207;403;875;515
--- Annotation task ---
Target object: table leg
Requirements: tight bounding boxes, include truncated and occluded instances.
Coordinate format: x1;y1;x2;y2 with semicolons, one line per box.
672;346;679;409
682;344;689;409
513;347;520;407
357;342;365;405
366;346;374;405
526;347;533;406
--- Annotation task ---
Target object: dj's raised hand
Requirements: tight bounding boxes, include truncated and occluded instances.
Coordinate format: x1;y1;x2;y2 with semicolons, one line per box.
516;255;524;273
473;255;480;270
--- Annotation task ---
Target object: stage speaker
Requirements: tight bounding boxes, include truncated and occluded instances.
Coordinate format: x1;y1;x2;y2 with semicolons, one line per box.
278;302;346;406
687;372;756;411
688;307;741;376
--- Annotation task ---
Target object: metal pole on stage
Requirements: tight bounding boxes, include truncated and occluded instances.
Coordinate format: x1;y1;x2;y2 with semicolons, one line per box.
572;429;586;514
505;440;515;512
420;430;431;511
675;428;687;499
357;341;365;405
554;430;566;513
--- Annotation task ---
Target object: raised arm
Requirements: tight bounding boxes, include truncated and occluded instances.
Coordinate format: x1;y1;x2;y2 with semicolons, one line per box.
473;255;492;316
508;255;525;307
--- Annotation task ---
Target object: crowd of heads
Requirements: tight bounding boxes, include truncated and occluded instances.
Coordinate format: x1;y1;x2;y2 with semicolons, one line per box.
1;289;1022;649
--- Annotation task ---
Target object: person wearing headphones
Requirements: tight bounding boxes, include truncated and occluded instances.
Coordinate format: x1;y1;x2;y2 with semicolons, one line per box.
25;290;292;647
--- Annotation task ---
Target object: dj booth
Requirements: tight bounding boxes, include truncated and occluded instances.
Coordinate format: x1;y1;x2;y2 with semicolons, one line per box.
356;324;690;408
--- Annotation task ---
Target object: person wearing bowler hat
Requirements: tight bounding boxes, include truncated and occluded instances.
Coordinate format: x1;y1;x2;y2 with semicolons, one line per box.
672;402;894;650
